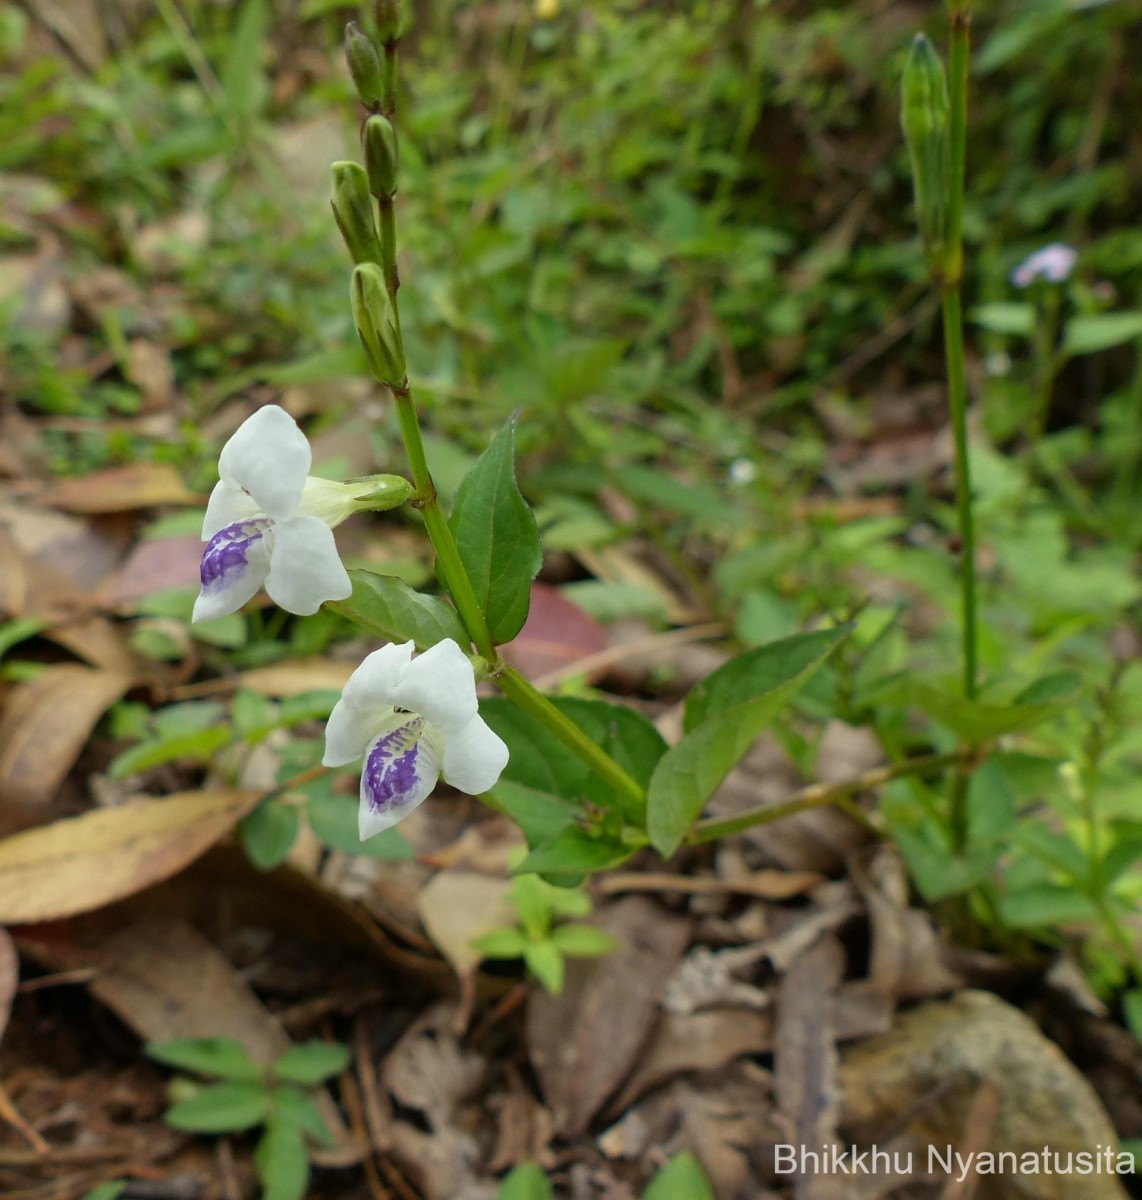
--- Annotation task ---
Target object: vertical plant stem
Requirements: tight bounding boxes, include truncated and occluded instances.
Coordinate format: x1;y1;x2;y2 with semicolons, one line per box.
941;286;978;702
942;2;977;704
391;383;496;661
942;2;977;853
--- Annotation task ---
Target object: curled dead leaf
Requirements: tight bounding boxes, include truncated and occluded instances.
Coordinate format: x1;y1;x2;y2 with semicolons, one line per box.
0;665;136;809
0;789;259;923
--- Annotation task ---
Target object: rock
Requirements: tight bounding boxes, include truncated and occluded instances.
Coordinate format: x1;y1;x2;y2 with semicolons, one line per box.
838;989;1131;1200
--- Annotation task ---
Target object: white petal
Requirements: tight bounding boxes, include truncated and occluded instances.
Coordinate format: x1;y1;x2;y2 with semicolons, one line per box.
395;638;477;733
357;714;443;839
323;700;392;767
264;516;351;616
339;641;415;710
218;405;312;521
202;479;262;540
441;713;509;795
192;519;273;622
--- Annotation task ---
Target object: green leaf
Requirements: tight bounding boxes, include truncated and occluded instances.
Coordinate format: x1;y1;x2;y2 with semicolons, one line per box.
496;1162;554;1200
998;884;1099;928
1123;990;1142;1042
550;923;620;958
1063;311;1142;355
328;570;470;649
471;927;529;958
883;677;1079;742
79;1186;125;1200
239;800;301;871
306;791;414;859
643;1152;716;1200
684;626;852;733
648;627;851;856
515;826;634;884
447;416;542;644
165;1081;269;1133
965;758;1017;845
272;1087;335;1146
483;780;578;849
255;1118;309;1200
108;725;231;779
1011;824;1088;880
481;697;667;825
511;873;553;940
146;1038;260;1082
970;302;1034;337
524;939;565;993
273;1041;351;1085
220;0;269;124
891;814;997;901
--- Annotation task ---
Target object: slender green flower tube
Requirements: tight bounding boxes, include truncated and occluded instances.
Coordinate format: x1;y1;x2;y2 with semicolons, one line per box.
901;33;950;267
352;263;406;385
364;114;398;199
331;161;383;267
345;22;384;110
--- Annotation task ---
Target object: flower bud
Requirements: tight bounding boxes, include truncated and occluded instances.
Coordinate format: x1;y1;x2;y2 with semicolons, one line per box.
901;33;949;261
351;263;406;384
345;22;384;109
373;0;402;43
331;161;382;266
363;114;399;198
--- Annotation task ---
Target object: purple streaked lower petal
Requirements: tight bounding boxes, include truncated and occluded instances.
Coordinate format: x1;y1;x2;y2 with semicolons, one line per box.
358;714;442;839
192;517;273;623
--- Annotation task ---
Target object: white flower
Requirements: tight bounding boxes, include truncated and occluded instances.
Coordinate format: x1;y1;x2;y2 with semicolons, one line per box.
194;405;366;623
322;639;509;839
1011;243;1077;288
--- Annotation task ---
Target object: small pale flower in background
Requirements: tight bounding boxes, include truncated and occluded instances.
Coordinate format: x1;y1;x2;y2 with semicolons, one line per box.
323;639;509;839
1011;242;1077;288
194;405;368;622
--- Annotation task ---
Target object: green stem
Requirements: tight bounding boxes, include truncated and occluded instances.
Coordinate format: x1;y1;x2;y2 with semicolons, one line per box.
944;3;970;285
941;286;978;701
391;386;496;661
378;196;399;298
494;666;647;811
688;752;966;844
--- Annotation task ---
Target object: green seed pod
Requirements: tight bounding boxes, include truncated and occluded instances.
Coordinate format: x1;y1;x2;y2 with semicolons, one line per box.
901;33;950;262
351;263;406;384
364;114;398;198
331;161;382;266
345;22;384;110
373;0;402;43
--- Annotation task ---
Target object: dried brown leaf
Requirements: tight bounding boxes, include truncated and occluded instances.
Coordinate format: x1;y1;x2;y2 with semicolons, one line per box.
0;789;259;922
500;582;609;681
0;665;135;808
774;934;844;1199
416;871;514;978
34;463;198;514
528;895;690;1137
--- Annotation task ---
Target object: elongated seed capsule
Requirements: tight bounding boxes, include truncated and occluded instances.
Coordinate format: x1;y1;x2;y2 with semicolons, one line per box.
901;33;950;263
345;22;384;110
352;263;406;384
331;161;383;266
364;114;398;198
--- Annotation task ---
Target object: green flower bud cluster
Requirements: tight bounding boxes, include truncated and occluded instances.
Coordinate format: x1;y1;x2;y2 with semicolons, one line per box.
901;34;950;266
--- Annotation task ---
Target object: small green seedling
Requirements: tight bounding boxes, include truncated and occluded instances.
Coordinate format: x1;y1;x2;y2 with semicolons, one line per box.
496;1151;714;1199
472;870;619;994
146;1037;350;1200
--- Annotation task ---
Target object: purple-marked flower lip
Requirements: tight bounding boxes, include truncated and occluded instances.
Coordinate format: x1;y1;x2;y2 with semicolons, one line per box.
322;639;509;840
193;405;353;622
1011;243;1077;288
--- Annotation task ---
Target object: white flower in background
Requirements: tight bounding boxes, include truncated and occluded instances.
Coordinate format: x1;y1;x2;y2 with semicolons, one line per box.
323;639;509;839
1011;242;1077;288
194;405;369;622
